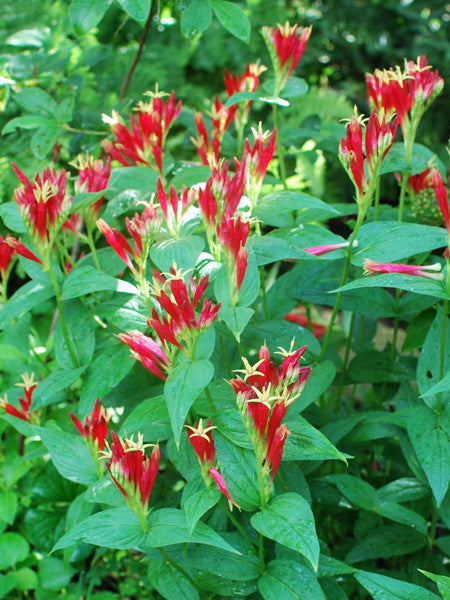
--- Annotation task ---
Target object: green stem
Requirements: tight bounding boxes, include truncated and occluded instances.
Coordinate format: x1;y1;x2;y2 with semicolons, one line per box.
272;104;287;191
218;500;258;555
47;261;80;368
260;266;269;320
373;178;381;221
437;268;450;412
63;124;105;136
158;547;199;589
397;172;409;223
258;532;266;573
205;386;215;414
334;311;356;411
318;210;366;361
305;303;313;333
85;224;102;271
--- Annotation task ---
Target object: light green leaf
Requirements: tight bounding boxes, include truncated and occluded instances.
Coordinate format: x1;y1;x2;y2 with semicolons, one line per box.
284;417;346;462
180;0;212;38
151;236;204;273
116;0;151;22
120;395;171;442
0;533;29;569
251;492;319;571
70;0;113;33
31;126;60;159
62;265;139;299
211;0;250;41
259;558;326;600
184;488;221;534
354;570;440;600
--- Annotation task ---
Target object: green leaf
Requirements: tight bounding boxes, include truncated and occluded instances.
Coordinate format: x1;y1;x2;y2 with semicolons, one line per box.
120;395;171;441
0;491;18;526
224;91;261;108
407;406;450;506
348;349;416;384
85;478;126;507
219;306;254;341
2;115;56;134
354;570;440;600
255;192;340;228
15;88;59;116
55;97;75;123
211;0;250;41
106;166;158;198
31;126;60;159
421;371;450;399
417;307;450;409
146;508;240;553
0;533;29;569
184;487;221;534
377;502;428;535
214;432;260;511
79;342;135;417
380;142;442;176
97;296;148;330
0;201;26;233
36;426;97;485
280;76;309;99
324;474;378;510
116;0;151;22
12;568;38;592
38;557;75;591
419;570;450;600
346;524;427;563
32;367;86;409
148;556;199;600
62;265;138;299
251;492;319;571
151;236;204;273
165;356;214;446
259;558;326;600
54;299;95;369
351;222;448;267
0;282;54;329
335;273;450;301
180;0;212;38
214;249;260;308
53;507;145;550
284;417;346;462
71;191;107;213
70;0;113;33
296;361;336;412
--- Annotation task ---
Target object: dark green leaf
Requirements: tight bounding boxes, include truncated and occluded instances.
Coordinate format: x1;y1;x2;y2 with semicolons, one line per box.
62;265;138;299
53;507;145;550
15;88;59;116
116;0;151;22
151;236;204;273
354;570;440;600
184;487;220;534
211;0;250;41
165;356;214;446
180;0;212;38
296;361;336;412
324;474;378;510
348;350;416;384
336;273;449;301
71;191;106;213
0;282;54;329
120;395;171;442
0;533;29;569
32;367;87;409
251;492;319;570
31;126;60;159
224;91;261;108
283;417;346;462
259;558;326;600
70;0;113;33
38;557;75;591
146;508;240;553
148;556;199;600
219;306;254;341
2;115;56;134
255;192;340;228
346;524;427;563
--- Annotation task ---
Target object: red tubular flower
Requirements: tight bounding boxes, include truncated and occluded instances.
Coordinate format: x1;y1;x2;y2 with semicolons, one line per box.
0;235;17;280
187;419;238;509
102;90;181;175
156;178;196;235
363;258;444;280
192;96;234;168
224;62;267;128
97;218;135;271
12;163;72;243
148;268;220;354
5;237;42;265
262;22;312;92
75;155;112;217
339;108;397;204
230;344;311;482
70;398;110;452
103;432;159;516
304;241;355;256
0;373;38;423
216;213;250;295
283;307;327;338
432;169;450;240
118;330;172;381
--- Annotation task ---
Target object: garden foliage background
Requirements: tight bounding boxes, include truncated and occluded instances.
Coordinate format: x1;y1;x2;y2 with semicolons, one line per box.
0;0;450;599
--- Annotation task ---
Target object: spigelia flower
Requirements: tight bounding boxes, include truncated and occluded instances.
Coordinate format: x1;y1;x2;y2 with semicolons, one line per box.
70;398;110;453
366;57;443;160
0;373;39;424
187;418;238;509
284;306;327;338
339;108;397;206
224;62;267;131
156;178;196;237
363;258;444;280
102;89;181;176
75;155;112;218
4;236;42;266
102;432;159;530
262;22;312;94
119;330;172;381
235;124;276;205
216;213;250;298
192;97;234;168
0;234;17;283
148;266;221;358
230;344;310;497
304;239;358;256
97;203;161;282
432;169;450;241
12;163;72;249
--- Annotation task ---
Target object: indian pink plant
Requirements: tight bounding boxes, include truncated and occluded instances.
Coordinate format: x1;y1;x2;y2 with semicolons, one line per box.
0;373;39;424
363;258;444;279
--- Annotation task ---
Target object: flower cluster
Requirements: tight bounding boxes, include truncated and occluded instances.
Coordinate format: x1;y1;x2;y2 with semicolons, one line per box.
0;235;17;296
70;398;110;453
102;89;181;176
156;178;196;237
12;164;73;258
432;168;450;254
230;344;311;500
75;155;112;219
187;418;238;509
0;373;39;424
262;22;312;94
339;108;397;206
103;432;160;528
120;266;220;377
192;96;235;168
224;62;267;133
